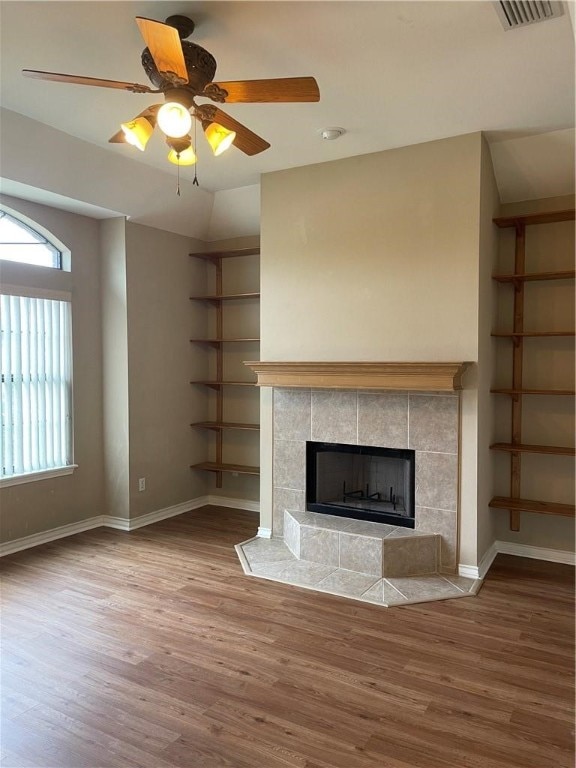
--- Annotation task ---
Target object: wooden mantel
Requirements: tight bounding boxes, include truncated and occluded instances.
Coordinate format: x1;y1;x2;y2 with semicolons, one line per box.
244;362;471;392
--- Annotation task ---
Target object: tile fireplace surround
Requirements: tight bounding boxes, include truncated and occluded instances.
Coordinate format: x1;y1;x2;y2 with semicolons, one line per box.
237;362;480;607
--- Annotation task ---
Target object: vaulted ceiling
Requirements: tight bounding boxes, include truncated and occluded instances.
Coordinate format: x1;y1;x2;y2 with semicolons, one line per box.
1;1;574;238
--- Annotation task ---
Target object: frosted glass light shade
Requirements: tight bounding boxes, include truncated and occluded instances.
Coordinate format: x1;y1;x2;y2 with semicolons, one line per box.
121;117;154;151
204;122;236;156
167;145;197;166
157;102;192;139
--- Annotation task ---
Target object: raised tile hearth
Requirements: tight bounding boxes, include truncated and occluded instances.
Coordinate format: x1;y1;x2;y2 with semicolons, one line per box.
236;366;477;607
236;510;480;607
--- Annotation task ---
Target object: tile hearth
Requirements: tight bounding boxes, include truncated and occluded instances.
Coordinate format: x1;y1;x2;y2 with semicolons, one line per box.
236;510;481;607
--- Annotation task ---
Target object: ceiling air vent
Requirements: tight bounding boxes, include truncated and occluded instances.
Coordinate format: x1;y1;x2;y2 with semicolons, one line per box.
494;1;564;30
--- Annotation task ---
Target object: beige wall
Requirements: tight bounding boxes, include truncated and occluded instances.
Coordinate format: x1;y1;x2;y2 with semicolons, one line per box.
476;137;501;561
0;195;104;541
260;133;488;564
492;194;575;552
261;133;483;362
100;218;130;519
124;222;208;518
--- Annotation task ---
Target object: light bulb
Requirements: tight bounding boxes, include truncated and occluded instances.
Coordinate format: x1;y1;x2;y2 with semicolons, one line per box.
157;102;192;139
204;122;236;156
120;116;154;151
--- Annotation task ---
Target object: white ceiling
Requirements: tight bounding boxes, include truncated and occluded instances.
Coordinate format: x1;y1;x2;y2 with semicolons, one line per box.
0;1;574;235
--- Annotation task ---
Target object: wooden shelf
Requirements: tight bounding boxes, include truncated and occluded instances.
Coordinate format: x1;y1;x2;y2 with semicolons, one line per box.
189;247;260;262
190;292;260;301
493;270;575;283
189;246;260;489
191;421;260;431
491;388;575;396
190;380;256;389
493;209;575;228
490;208;575;531
191;461;260;476
489;496;575;518
491;331;575;338
490;442;575;456
190;338;260;344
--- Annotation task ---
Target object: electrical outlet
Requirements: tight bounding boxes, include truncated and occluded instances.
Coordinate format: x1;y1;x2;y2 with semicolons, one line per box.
138;477;146;492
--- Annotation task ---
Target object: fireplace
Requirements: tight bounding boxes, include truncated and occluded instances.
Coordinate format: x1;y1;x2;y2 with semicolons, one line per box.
307;441;416;528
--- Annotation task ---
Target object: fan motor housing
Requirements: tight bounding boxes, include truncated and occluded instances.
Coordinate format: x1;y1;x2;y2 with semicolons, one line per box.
141;41;217;94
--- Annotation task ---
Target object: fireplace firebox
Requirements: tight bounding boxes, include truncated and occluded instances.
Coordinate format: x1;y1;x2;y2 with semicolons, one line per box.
306;441;415;528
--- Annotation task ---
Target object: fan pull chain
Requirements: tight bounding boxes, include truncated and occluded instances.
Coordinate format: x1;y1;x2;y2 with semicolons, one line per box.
176;156;181;197
193;118;199;186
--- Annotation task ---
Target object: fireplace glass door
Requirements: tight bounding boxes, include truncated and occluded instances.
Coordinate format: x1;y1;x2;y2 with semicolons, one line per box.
306;441;415;528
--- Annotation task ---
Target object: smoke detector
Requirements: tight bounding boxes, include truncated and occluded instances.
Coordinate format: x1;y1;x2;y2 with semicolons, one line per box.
320;127;345;140
494;1;564;30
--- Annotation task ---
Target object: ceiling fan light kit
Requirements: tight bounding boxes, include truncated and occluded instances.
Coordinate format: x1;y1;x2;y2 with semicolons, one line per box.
204;122;237;157
22;14;320;182
121;115;155;151
157;101;192;138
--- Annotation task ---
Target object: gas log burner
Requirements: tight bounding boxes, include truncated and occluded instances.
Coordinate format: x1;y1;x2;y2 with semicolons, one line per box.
306;441;416;528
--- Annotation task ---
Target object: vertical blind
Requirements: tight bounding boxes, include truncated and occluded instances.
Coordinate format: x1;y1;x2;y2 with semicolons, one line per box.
1;294;72;478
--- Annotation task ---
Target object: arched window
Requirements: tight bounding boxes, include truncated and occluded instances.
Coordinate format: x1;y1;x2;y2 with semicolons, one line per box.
0;209;62;268
1;208;74;484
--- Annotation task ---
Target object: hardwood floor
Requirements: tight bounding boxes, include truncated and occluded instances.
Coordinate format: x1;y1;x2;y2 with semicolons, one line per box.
1;506;574;768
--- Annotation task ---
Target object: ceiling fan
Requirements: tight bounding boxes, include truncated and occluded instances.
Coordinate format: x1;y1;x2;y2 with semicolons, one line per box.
22;15;320;166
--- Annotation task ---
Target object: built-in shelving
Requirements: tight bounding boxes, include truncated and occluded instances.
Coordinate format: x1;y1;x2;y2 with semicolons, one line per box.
189;337;260;344
191;461;260;476
490;442;575;456
191;421;260;432
489;496;575;518
491;331;574;338
189;247;260;486
190;292;260;301
489;208;575;531
492;270;575;283
491;388;575;396
190;380;256;389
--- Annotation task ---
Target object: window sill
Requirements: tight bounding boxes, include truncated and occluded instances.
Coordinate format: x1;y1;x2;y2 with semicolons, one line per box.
0;465;78;488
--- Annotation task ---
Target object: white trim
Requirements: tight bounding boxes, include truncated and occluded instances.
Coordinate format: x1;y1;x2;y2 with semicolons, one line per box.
0;465;78;488
458;539;574;579
257;526;272;538
495;540;575;566
0;495;260;557
459;542;497;580
0;515;105;557
207;495;260;513
118;496;212;531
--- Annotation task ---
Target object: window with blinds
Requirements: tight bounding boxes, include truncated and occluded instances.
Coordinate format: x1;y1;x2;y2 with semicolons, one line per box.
0;208;74;483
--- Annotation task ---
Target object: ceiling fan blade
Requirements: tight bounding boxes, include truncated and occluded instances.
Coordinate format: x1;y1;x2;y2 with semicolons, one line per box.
211;108;270;156
206;77;320;103
135;17;188;85
22;69;153;93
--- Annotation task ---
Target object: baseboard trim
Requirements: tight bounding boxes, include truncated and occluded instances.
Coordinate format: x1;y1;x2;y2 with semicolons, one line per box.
257;526;272;539
122;497;212;531
207;495;260;513
0;516;106;557
458;540;574;579
495;540;575;566
459;542;497;580
0;494;261;557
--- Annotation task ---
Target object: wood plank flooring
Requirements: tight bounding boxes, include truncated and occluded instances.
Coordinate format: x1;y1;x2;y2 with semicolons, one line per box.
1;506;574;768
